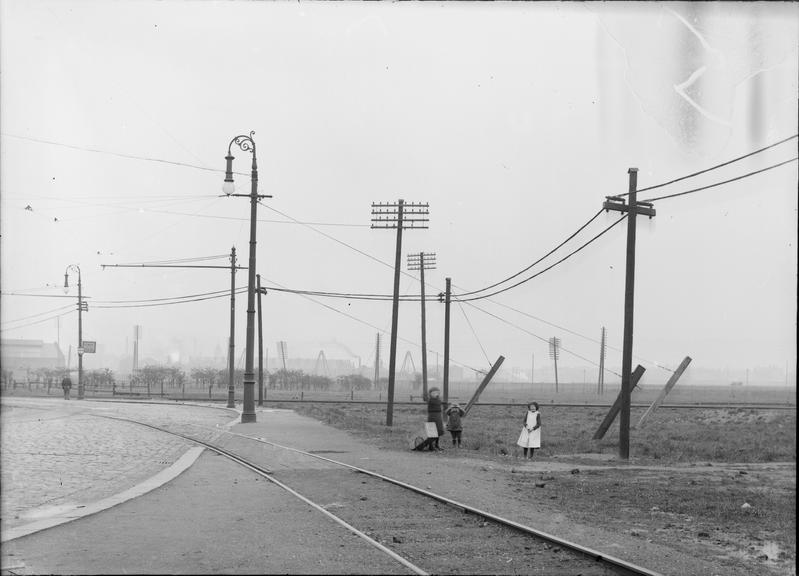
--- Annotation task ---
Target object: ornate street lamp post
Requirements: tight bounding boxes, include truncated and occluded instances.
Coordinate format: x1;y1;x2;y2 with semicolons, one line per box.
63;264;85;400
223;132;270;423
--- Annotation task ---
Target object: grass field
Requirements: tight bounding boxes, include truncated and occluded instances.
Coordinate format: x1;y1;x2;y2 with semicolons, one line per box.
283;401;796;463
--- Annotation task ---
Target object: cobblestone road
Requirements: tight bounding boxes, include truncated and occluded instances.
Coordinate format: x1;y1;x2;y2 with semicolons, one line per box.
0;397;235;533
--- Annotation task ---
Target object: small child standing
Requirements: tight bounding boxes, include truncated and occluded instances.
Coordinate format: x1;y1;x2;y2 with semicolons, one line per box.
516;401;542;459
445;403;466;447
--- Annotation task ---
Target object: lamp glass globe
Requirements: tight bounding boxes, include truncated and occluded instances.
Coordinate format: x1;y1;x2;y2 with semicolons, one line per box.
222;181;235;195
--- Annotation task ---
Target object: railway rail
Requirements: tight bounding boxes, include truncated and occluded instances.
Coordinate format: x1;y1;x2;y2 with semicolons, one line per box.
94;411;661;576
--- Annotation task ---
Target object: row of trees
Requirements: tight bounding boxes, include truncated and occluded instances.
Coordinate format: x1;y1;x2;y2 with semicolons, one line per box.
2;364;399;394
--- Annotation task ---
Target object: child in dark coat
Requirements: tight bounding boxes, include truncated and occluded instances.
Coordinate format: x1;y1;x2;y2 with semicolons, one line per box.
445;403;465;447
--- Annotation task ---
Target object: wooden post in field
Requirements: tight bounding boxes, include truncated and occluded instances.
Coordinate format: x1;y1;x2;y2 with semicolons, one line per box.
463;356;505;416
442;277;451;407
597;326;606;395
636;356;692;428
592;364;645;440
602;169;655;458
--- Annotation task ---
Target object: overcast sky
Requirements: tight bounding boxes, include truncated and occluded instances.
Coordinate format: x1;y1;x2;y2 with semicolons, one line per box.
2;1;797;384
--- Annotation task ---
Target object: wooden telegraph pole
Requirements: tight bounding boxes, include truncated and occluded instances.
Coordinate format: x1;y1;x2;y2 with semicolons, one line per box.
227;247;237;408
408;252;436;399
439;278;452;406
597;326;606;395
373;332;381;390
371;200;429;426
548;337;560;393
603;168;656;459
256;274;264;407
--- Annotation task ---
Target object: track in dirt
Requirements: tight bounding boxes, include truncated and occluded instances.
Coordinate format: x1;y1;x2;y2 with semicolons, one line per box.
96;413;660;576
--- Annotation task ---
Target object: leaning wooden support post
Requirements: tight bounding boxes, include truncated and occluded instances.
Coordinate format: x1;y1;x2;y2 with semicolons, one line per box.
592;365;645;440
636;356;692;428
463;356;505;416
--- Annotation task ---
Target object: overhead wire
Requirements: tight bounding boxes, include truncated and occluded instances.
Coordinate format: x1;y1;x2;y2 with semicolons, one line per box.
262;286;420;302
460;300;623;378
259;200;396;270
1;133;249;177
1;303;76;326
0;309;76;332
261;275;486;376
456;301;492;368
93;288;247;309
642;157;798;203
628;134;798;195
454;214;628;301
475;296;674;373
2;293;91;299
92;287;243;306
454;208;605;297
127;254;230;265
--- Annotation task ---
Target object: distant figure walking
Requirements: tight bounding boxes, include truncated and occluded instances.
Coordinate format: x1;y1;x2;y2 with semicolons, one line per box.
517;402;541;459
61;375;72;400
445;402;466;447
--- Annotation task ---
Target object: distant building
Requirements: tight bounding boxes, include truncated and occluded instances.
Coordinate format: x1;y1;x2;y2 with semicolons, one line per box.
1;339;66;379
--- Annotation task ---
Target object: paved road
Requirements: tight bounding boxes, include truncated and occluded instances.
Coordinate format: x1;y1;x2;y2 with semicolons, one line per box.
0;398;412;575
1;397;233;533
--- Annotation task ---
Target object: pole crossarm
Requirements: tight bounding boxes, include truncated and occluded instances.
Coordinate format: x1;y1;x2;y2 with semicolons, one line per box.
603;196;656;218
371;201;429;230
225;193;272;199
407;252;436;271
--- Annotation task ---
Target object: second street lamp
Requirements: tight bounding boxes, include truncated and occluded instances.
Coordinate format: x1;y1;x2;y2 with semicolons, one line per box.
223;131;270;423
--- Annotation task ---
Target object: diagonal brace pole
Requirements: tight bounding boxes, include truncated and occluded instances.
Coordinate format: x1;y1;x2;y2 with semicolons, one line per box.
636;356;692;428
463;356;505;416
592;365;646;440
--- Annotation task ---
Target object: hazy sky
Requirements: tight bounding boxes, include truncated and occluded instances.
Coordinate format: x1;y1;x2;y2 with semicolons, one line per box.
2;1;797;384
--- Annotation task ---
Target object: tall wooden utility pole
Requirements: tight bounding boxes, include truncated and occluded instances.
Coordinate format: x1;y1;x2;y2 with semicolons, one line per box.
373;332;381;390
603;168;656;459
597;326;606;395
440;278;452;406
408;251;436;399
227;247;237;408
371;200;429;426
549;337;560;393
257;274;264;406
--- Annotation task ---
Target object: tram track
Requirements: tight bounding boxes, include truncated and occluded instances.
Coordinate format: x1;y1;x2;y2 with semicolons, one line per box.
96;412;661;576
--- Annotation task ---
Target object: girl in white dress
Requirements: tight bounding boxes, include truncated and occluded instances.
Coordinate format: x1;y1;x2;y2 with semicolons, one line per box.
516;402;541;459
